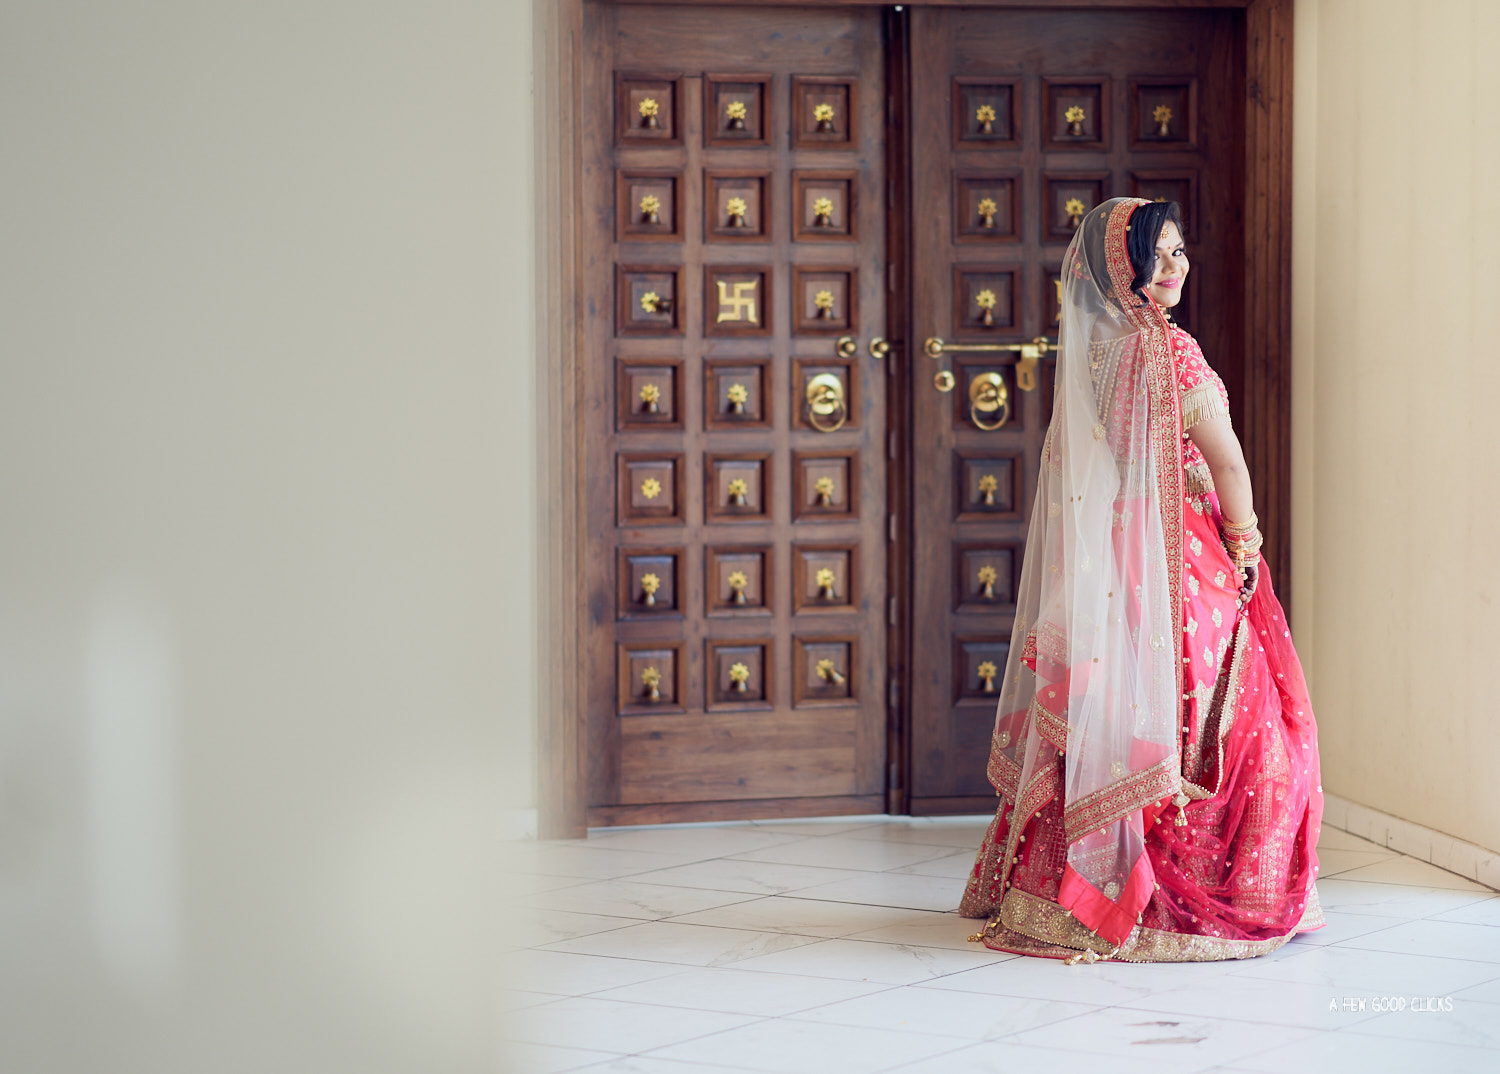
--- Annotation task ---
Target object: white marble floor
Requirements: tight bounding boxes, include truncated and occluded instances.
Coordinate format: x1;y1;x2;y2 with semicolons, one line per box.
499;816;1500;1074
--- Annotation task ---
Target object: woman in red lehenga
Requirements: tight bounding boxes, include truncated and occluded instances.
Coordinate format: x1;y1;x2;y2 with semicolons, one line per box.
959;197;1323;962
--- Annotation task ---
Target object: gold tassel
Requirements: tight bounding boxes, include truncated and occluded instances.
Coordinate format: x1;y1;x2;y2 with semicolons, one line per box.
1173;791;1190;827
1180;383;1229;432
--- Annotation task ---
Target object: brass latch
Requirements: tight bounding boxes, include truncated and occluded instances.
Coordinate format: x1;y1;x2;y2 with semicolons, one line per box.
922;336;1052;392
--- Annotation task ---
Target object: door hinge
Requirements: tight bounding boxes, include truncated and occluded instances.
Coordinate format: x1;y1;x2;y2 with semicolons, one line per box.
888;594;897;626
888;512;897;542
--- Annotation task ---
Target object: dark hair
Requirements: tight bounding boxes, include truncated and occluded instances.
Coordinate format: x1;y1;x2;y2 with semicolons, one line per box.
1126;200;1185;303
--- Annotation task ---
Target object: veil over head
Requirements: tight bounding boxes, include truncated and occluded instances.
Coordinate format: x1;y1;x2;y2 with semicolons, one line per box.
984;197;1187;945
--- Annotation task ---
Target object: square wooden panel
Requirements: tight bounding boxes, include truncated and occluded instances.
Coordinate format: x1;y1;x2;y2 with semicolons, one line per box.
705;170;770;242
792;543;857;614
792;76;857;148
1131;78;1197;149
953;78;1018;148
617;265;683;336
704;265;771;337
704;358;770;431
955;452;1023;522
792;636;857;708
792;359;858;432
617;642;684;715
704;74;771;147
616;359;682;430
616;72;682;146
792;171;856;242
1044;174;1108;241
953;268;1018;338
791;267;856;335
616;170;681;242
1044;264;1063;331
955;544;1022;612
706;638;772;711
706;545;772;616
617;548;682;620
954;637;1011;704
704;453;770;522
954;174;1020;243
1043;78;1108;150
617;454;684;526
792;452;857;521
953;360;1024;432
1129;170;1199;241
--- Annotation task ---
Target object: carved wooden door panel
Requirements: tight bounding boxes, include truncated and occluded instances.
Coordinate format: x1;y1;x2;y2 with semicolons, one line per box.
581;4;888;825
905;6;1241;813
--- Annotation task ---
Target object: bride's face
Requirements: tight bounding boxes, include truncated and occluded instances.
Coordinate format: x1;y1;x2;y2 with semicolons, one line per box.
1145;220;1189;308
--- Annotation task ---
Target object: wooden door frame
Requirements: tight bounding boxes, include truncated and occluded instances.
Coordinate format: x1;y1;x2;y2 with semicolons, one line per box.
535;0;1293;838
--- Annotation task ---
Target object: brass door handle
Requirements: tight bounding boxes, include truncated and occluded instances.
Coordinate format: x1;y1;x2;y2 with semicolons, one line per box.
835;335;858;359
922;336;1052;392
869;337;891;359
806;372;847;432
969;371;1009;431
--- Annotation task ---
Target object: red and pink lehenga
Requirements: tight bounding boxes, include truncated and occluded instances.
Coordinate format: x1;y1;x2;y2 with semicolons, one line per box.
958;198;1323;962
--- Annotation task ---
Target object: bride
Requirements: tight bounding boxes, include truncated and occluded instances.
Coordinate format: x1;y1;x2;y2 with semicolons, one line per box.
959;197;1323;962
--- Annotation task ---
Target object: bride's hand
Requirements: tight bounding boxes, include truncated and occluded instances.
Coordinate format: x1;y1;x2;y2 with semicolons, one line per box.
1238;559;1259;605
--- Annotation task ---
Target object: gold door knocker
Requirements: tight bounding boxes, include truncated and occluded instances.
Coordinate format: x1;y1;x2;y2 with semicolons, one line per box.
725;99;748;131
725;196;749;228
727;569;749;604
814;475;836;506
969;371;1009;430
813;102;836;132
975;288;998;327
639;572;661;606
725;382;749;415
1153;104;1173;137
812;196;834;228
728;661;751;693
815;567;837;600
977;197;998;229
639;383;661;414
1064;197;1087;229
978;660;999;693
975;104;997;135
815;657;846;686
640;665;662;702
639;97;661;130
806;372;847;432
977;564;998;600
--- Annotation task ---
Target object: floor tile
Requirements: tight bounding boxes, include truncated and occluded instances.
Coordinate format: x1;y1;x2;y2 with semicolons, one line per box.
1009;1004;1317;1069
1283;909;1402;947
540;920;822;967
1227;943;1500;995
838;819;993;849
1315;827;1389;852
645;1018;973;1074
1429;895;1500;927
517;879;762;921
508;908;647;948
1312;878;1495;918
1451;976;1500;1004
569;1058;759;1074
582;827;809;859
1331;856;1491;891
1232;1028;1497;1074
667;896;934;938
749;818;887;836
1352;994;1500;1048
786;872;964;912
497;988;563;1012
879;1039;1168;1074
499;949;682;996
726;837;957;872
506;995;758;1054
884;851;976;879
498;1041;621;1074
844;912;984;952
509;845;708;880
624;858;873;896
500;871;588;899
1331;917;1500;963
589;966;889;1017
1118;975;1385;1030
1314;846;1398;878
728;938;997;985
919;947;1240;1006
790;983;1097;1039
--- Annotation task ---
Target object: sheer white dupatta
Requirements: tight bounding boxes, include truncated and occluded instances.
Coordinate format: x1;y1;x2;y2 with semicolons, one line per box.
986;198;1185;945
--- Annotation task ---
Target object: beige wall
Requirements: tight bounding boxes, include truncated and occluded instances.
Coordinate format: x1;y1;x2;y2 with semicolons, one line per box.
0;1;534;1069
1292;0;1500;853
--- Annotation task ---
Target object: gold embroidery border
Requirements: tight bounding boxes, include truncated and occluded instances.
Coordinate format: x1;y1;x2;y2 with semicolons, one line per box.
997;883;1325;962
1183;613;1251;800
1063;753;1177;844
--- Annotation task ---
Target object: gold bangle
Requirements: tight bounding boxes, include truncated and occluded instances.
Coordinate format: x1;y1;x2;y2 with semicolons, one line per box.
1222;514;1259;536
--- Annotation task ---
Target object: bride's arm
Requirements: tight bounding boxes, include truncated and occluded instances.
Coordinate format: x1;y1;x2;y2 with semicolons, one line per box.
1187;413;1253;524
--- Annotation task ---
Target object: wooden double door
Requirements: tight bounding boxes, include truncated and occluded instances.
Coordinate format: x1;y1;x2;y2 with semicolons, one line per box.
581;2;1245;825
